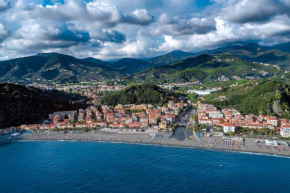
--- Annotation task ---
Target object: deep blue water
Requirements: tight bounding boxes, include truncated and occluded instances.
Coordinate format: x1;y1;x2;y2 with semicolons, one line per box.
0;142;290;193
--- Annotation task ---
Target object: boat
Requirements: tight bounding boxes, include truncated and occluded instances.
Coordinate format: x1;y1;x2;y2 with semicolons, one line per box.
11;132;21;136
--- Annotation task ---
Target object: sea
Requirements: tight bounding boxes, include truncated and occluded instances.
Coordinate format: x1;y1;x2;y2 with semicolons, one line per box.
0;141;290;193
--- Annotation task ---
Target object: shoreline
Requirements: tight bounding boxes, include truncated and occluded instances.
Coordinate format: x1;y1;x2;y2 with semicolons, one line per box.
1;133;290;158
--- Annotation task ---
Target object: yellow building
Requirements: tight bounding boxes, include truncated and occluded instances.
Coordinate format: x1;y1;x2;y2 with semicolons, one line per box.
159;120;167;129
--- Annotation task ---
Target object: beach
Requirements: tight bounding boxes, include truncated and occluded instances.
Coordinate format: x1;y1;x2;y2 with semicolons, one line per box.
1;130;290;157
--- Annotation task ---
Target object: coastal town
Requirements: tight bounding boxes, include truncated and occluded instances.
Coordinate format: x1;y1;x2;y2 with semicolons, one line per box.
196;103;290;138
4;99;289;140
1;95;290;156
1;76;290;156
0;99;187;135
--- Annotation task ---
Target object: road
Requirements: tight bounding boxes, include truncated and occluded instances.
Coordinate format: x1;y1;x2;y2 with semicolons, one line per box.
171;107;196;141
177;107;196;127
171;127;193;141
177;108;189;127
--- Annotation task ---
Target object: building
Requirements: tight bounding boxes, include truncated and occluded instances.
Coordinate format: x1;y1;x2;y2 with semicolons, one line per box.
78;109;85;122
149;115;157;125
159;120;167;129
223;123;235;133
53;115;60;124
187;88;217;96
206;110;223;118
280;126;290;138
131;104;147;110
49;111;77;121
198;118;212;125
265;140;278;146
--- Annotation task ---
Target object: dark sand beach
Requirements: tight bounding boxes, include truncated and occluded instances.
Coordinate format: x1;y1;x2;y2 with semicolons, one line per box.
1;130;290;157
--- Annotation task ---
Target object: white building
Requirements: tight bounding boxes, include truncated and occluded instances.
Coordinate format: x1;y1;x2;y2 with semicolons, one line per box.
265;140;278;146
223;123;235;133
280;127;290;138
198;118;212;125
206;110;224;118
187;89;217;96
266;118;278;127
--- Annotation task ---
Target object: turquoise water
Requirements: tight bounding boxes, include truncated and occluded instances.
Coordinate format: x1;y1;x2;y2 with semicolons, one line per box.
0;141;289;193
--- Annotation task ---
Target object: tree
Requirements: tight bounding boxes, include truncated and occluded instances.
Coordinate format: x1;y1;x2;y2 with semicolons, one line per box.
188;93;198;103
263;127;269;135
193;124;203;132
229;131;235;136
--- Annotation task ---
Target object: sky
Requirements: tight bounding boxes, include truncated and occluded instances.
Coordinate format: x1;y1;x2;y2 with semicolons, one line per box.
0;0;290;60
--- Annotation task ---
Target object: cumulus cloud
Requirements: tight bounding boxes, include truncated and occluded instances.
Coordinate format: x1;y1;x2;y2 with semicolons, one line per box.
0;23;9;41
102;29;126;43
156;15;290;53
157;13;216;36
88;3;154;26
118;34;154;56
5;21;90;50
44;24;90;43
157;35;186;51
123;9;154;25
1;0;290;60
0;0;10;12
222;0;290;23
28;0;154;27
32;0;88;21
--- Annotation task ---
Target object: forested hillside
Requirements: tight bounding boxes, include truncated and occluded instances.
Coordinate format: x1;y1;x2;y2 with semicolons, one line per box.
108;58;158;75
204;81;290;118
101;84;181;106
130;54;281;83
147;50;196;66
0;83;87;128
207;43;290;69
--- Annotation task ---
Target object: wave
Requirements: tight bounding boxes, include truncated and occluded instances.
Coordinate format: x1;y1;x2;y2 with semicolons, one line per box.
238;151;290;159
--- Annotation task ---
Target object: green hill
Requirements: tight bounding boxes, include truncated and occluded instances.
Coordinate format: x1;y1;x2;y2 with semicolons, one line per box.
81;57;109;65
130;54;281;83
101;84;181;106
208;43;290;69
108;58;156;75
0;83;87;128
169;54;214;70
148;50;196;66
270;42;290;53
0;53;122;84
204;81;290;118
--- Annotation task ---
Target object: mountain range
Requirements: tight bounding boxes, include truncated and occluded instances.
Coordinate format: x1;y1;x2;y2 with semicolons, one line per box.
0;53;123;84
130;53;281;83
0;42;290;84
206;43;290;68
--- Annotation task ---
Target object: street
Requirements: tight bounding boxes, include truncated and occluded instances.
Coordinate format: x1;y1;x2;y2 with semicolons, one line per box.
171;107;196;141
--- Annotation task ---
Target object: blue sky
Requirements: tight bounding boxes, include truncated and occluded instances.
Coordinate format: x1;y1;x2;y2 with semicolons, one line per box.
0;0;290;60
